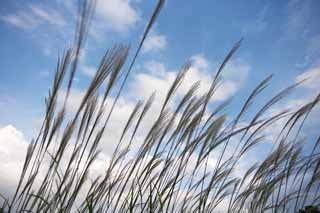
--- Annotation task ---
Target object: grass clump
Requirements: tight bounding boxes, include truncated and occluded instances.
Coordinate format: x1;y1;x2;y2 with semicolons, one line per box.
1;0;320;212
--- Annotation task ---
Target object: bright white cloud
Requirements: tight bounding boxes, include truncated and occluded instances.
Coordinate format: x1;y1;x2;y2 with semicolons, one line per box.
296;66;320;90
96;0;140;32
57;88;141;154
255;66;320;143
0;53;251;201
130;55;250;105
143;60;167;76
191;54;209;70
0;124;110;206
0;125;29;198
142;33;167;53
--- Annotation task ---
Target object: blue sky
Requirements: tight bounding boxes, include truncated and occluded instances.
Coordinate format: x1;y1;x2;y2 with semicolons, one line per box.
0;0;320;203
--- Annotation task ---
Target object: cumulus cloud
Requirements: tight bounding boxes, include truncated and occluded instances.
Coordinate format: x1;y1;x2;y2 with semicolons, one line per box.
291;66;320;137
142;33;167;53
96;0;140;32
0;125;29;198
57;54;247;155
0;124;111;203
3;60;318;212
143;60;167;76
257;66;320;143
57;88;142;155
130;55;250;105
130;66;174;104
0;52;250;202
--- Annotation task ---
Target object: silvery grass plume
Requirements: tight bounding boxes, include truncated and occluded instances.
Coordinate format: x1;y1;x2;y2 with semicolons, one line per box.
0;0;319;212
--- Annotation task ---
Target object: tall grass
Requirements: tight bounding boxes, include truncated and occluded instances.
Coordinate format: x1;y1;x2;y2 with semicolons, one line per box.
1;0;320;212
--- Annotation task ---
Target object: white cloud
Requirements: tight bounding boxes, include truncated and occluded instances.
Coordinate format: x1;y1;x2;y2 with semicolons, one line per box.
131;69;174;103
29;4;66;27
57;88;140;154
0;125;29;198
0;0;142;57
0;52;250;198
0;3;72;57
1;4;66;30
143;60;167;76
81;64;97;77
256;66;320;143
96;0;140;32
0;13;39;29
142;33;167;53
191;54;209;70
296;66;320;90
0;124;110;206
130;55;250;105
4;57;320;211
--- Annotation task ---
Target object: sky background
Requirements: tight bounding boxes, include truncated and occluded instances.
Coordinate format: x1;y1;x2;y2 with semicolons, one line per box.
0;0;320;205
